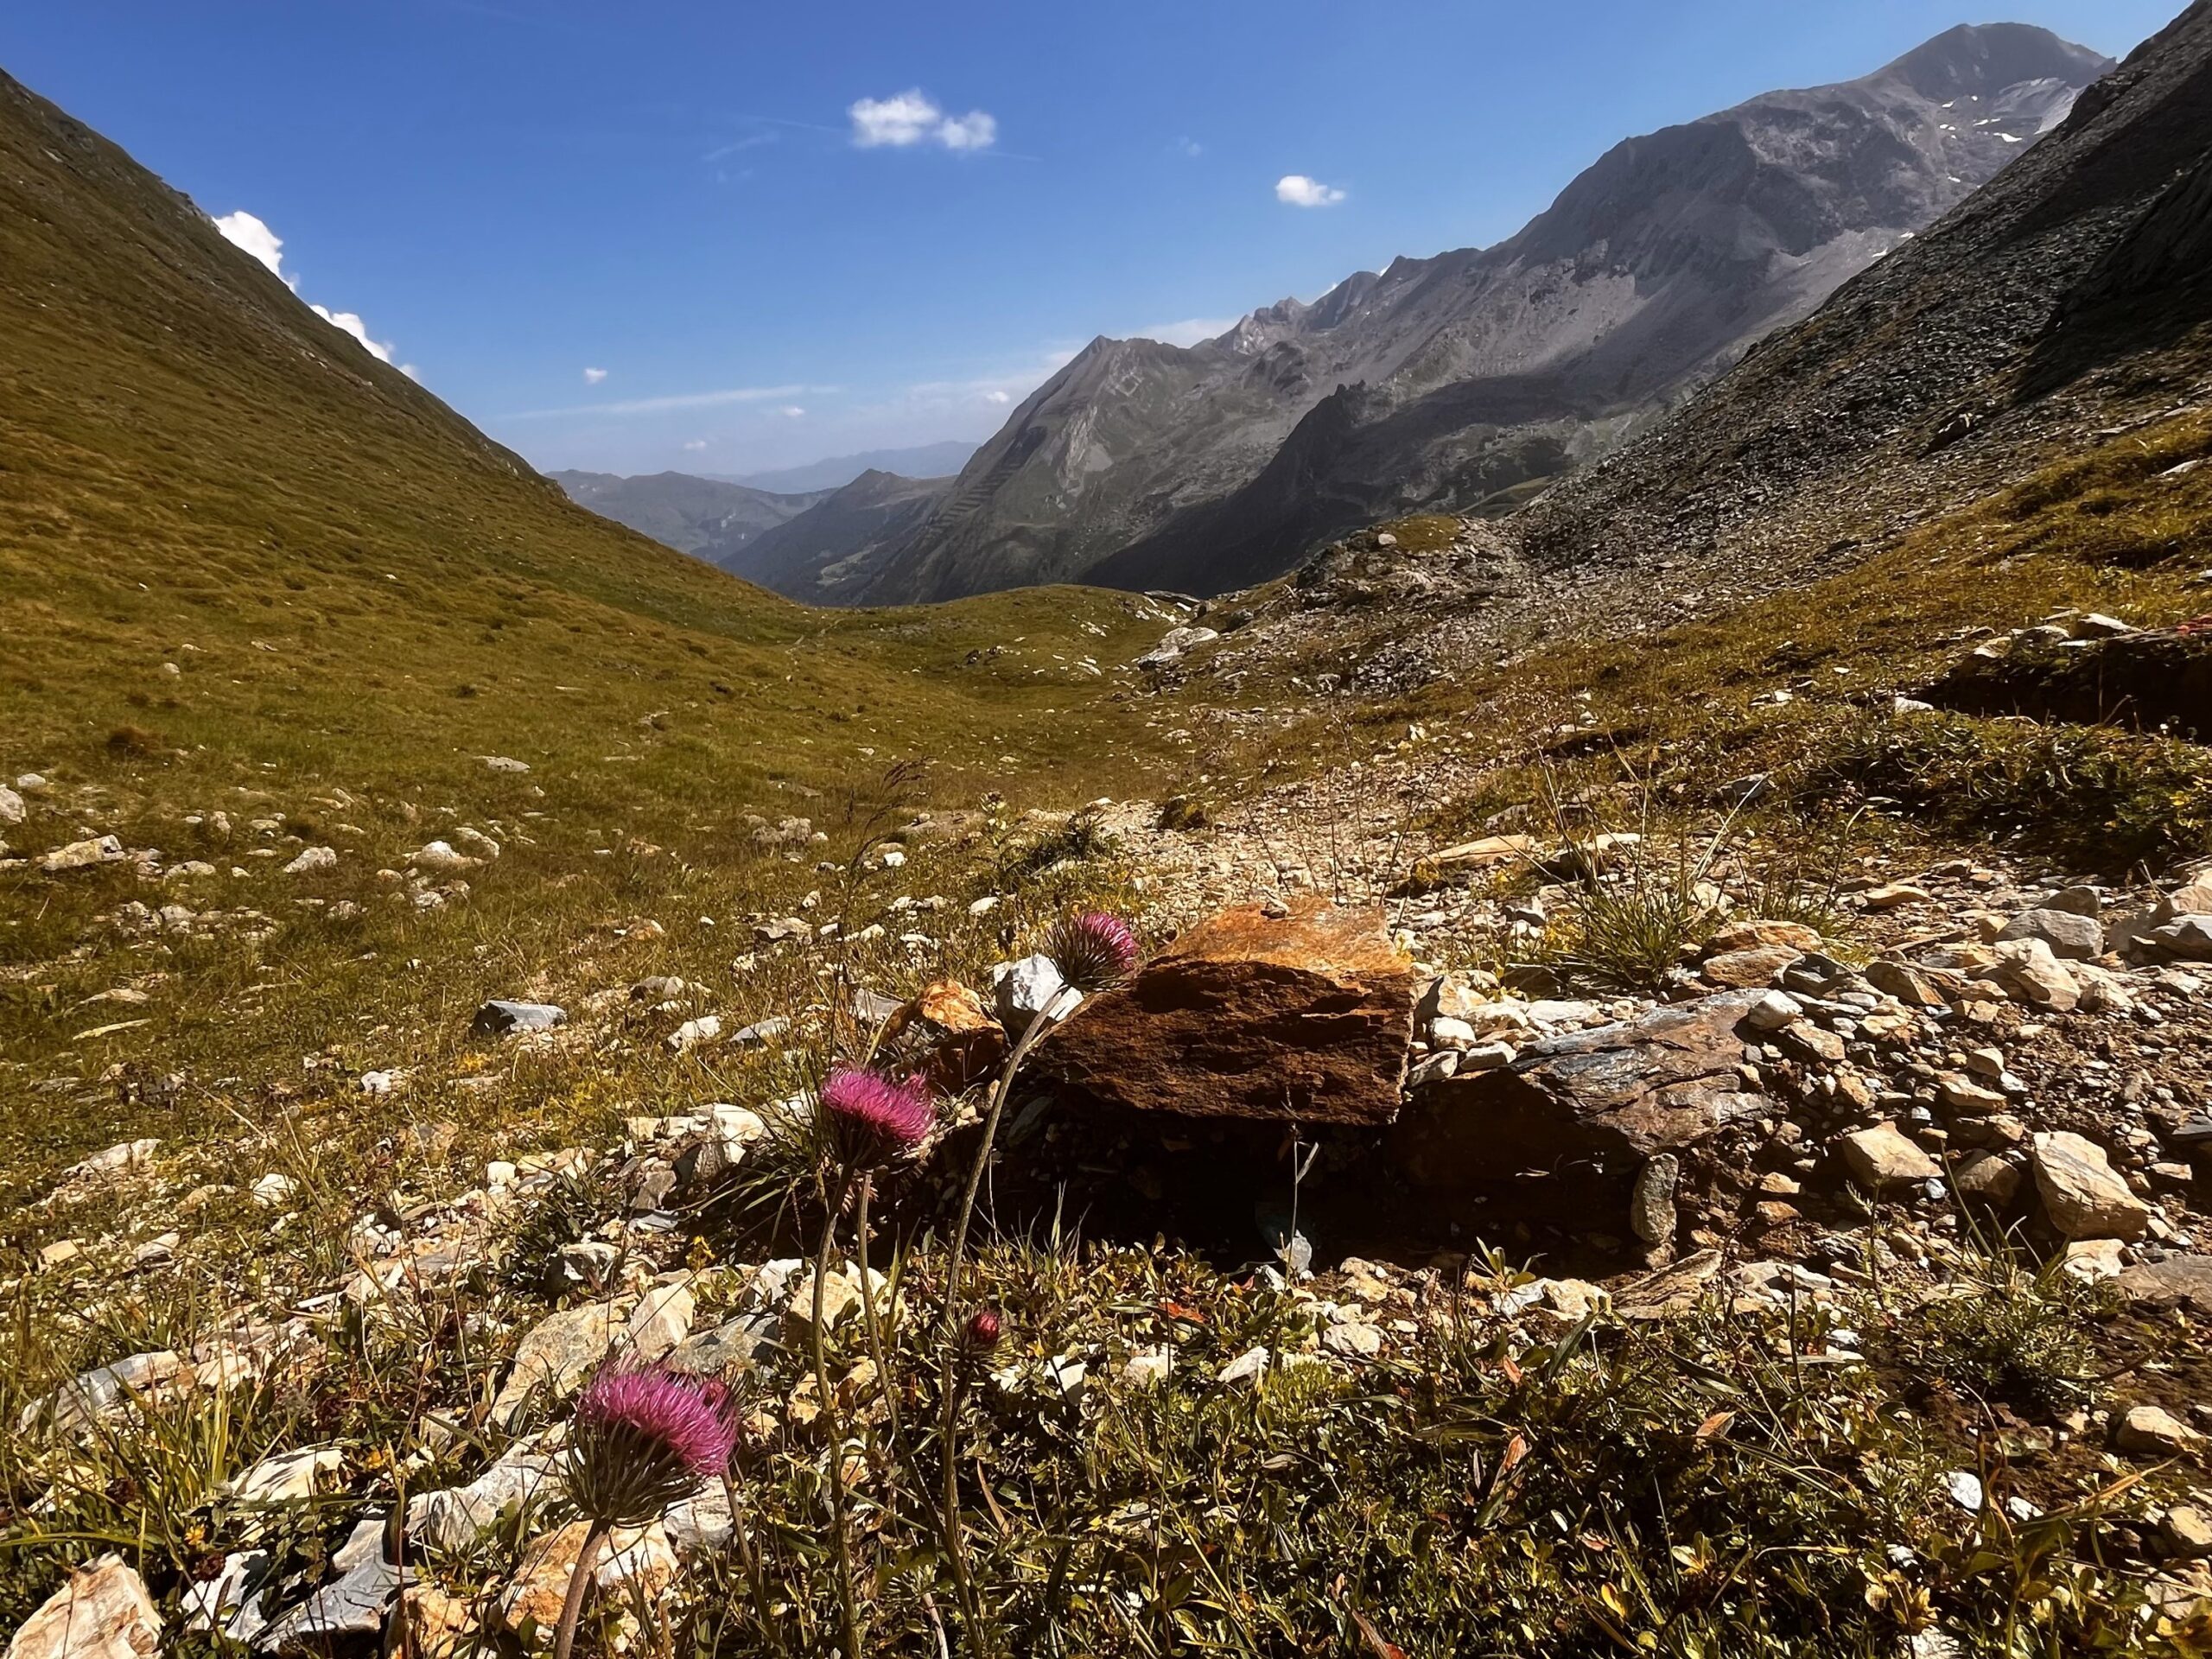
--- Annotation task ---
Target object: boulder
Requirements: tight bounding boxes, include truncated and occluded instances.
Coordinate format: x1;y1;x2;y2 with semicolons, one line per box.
281;846;337;876
410;840;477;873
1039;899;1411;1125
1838;1124;1942;1190
2031;1131;2150;1240
1136;626;1219;668
1994;907;2104;960
1865;958;1955;1007
2111;883;2212;958
2117;1254;2212;1312
1953;1150;2026;1209
2143;915;2212;962
0;785;23;825
7;1557;161;1659
1394;990;1768;1185
488;1300;621;1427
1700;945;1799;988
500;1522;674;1635
1630;1154;1680;1246
1976;939;2081;1012
253;1526;395;1650
1703;920;1822;957
2116;1405;2202;1456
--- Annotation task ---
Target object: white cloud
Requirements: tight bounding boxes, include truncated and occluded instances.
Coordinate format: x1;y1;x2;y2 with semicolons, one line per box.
583;366;608;385
683;439;709;451
778;405;806;418
1133;316;1238;348
937;111;997;151
214;208;409;367
309;304;397;365
983;389;1012;405
1176;137;1204;158
849;89;997;152
214;210;285;277
1275;175;1345;208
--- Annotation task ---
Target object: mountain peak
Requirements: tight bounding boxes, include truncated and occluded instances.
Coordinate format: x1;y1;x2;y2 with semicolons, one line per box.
1874;22;2112;102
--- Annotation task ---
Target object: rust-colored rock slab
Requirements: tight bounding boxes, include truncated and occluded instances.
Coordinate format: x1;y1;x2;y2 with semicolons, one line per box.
1039;900;1412;1124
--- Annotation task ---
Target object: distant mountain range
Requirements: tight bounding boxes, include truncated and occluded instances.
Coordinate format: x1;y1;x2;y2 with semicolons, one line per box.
550;442;979;586
833;23;2109;604
719;468;956;595
714;441;978;496
548;469;826;562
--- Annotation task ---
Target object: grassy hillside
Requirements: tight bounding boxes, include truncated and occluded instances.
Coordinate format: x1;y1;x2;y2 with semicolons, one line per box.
0;67;1182;1186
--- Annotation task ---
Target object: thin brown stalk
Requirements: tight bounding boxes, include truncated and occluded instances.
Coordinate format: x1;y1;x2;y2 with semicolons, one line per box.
810;1166;866;1659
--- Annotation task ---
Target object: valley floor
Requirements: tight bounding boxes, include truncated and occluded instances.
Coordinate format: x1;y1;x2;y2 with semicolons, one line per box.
9;405;2212;1656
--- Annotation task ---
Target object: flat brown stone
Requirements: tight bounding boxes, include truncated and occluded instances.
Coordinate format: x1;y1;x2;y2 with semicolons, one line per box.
883;979;1005;1090
1037;899;1412;1124
1392;990;1769;1187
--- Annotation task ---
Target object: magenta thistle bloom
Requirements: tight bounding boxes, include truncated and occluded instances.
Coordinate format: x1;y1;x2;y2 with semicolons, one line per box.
564;1363;740;1526
963;1307;1002;1352
820;1066;935;1169
1044;911;1139;994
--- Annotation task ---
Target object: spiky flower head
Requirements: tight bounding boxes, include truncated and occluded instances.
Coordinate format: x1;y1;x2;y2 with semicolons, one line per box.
963;1307;1003;1353
1043;911;1139;995
819;1066;935;1170
564;1363;739;1527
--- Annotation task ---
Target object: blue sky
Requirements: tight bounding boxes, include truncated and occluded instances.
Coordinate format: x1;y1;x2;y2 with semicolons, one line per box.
0;1;2177;479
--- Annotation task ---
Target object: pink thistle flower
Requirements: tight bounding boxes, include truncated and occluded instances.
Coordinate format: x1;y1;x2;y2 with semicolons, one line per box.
963;1307;1002;1352
820;1066;935;1170
1044;911;1139;994
565;1363;740;1527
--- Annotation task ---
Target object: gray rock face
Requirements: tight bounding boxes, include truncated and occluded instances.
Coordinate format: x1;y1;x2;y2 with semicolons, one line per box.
1517;9;2203;620
849;25;2106;604
2117;1253;2212;1312
1995;906;2105;960
1395;989;1768;1185
471;999;566;1036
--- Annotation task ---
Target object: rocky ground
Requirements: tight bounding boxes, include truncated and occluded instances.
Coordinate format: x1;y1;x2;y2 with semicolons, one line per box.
10;684;2212;1652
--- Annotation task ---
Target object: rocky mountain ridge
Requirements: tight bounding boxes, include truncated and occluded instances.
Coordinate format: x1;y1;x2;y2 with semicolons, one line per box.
855;22;2109;603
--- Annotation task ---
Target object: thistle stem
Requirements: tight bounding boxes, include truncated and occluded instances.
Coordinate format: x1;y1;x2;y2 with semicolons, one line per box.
854;1175;924;1528
723;1470;785;1659
812;1165;867;1659
936;993;1071;1656
550;1519;609;1659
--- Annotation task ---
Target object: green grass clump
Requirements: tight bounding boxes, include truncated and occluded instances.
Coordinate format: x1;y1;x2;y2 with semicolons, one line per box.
1805;710;2212;875
1373;512;1462;553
